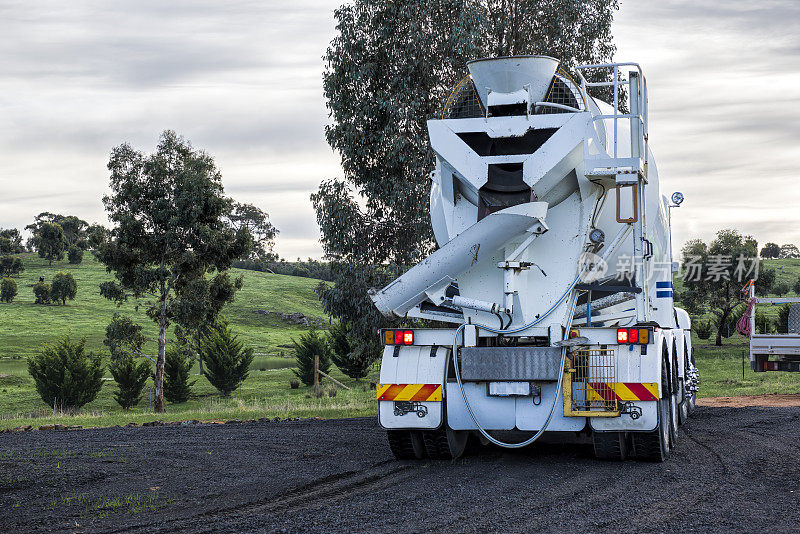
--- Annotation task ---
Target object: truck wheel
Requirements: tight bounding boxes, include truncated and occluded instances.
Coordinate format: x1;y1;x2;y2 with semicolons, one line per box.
687;347;697;415
667;347;679;447
678;342;690;425
387;430;427;460
422;427;469;460
632;357;671;462
593;431;628;461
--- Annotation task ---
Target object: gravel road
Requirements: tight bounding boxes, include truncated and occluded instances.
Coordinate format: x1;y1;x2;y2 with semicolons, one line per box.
1;407;799;533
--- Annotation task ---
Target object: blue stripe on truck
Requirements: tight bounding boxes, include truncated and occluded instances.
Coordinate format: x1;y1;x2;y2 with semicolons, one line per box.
656;281;672;288
656;290;673;298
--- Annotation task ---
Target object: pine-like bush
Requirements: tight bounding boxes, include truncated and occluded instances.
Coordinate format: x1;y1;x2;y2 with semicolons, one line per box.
695;321;712;340
292;329;331;386
329;321;375;380
109;354;151;410
164;343;196;403
27;336;103;411
777;304;791;334
200;321;254;396
1;277;17;303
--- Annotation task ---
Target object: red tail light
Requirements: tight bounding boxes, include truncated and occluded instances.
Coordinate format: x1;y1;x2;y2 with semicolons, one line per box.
394;330;404;345
627;328;638;344
617;328;628;343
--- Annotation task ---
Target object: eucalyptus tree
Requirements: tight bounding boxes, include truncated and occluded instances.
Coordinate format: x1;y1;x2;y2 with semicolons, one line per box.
97;130;251;412
314;0;620;353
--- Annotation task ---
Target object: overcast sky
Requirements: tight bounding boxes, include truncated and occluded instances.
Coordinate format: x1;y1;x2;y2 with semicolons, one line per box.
1;0;798;259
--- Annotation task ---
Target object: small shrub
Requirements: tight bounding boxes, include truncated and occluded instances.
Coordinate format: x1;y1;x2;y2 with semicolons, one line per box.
200;321;254;396
753;309;775;334
27;336;103;411
0;255;24;277
1;277;17;303
164;343;196;403
33;281;51;304
695;321;712;340
774;281;790;298
50;271;77;305
109;354;151;410
292;329;331;387
777;304;791;334
328;320;377;380
67;245;83;264
327;386;337;398
290;379;300;389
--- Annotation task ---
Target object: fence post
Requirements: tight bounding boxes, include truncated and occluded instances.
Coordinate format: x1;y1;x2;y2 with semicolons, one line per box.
313;354;320;396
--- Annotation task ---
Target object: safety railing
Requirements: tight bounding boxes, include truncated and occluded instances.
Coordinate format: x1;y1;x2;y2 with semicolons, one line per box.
575;63;649;178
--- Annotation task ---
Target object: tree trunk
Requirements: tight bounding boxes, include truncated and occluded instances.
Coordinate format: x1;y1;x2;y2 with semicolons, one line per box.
715;311;728;347
154;320;167;412
196;330;204;376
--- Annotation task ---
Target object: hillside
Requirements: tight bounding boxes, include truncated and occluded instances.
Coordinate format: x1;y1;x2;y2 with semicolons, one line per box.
0;253;328;360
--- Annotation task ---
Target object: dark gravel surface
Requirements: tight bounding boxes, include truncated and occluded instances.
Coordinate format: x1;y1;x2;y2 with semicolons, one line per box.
1;407;799;533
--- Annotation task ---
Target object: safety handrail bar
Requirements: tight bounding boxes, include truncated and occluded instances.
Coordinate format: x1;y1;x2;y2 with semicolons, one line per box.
574;62;648;166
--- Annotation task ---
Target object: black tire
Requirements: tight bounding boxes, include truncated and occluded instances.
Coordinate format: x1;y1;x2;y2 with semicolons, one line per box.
422;426;469;460
678;341;690;425
387;430;426;460
687;347;697;415
593;431;628;461
667;345;679;448
410;431;427;458
422;429;450;459
632;356;671;462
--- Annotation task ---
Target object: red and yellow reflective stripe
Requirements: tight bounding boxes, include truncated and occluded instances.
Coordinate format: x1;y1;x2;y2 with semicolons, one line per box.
376;384;442;402
587;382;659;402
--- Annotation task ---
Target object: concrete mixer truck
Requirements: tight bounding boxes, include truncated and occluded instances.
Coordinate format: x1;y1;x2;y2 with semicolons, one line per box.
369;56;699;462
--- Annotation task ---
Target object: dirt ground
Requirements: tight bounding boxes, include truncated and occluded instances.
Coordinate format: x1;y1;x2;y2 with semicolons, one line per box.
1;406;799;533
697;393;800;407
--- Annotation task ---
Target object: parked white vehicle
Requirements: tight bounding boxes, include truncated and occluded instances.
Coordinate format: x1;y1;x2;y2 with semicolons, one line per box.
741;280;800;372
370;56;697;461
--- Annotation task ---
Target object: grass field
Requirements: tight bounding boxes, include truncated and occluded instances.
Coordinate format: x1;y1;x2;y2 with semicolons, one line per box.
2;254;800;430
0;253;381;430
0;253;328;360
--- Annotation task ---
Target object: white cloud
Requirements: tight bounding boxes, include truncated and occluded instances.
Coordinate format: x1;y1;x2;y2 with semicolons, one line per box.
1;0;798;260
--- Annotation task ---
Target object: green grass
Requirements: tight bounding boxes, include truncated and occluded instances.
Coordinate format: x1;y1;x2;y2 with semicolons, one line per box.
3;254;800;430
672;258;800;396
0;364;377;430
0;253;327;359
0;253;381;430
693;333;800;397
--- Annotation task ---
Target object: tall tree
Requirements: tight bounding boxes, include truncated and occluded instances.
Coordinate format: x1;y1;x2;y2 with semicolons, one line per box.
97;130;251;412
0;228;25;278
35;222;66;266
760;242;780;259
314;0;620;351
0;228;25;254
780;244;800;259
681;229;759;346
227;202;278;261
27;213;90;250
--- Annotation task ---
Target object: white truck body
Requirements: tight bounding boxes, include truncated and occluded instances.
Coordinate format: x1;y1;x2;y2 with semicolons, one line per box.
370;57;697;460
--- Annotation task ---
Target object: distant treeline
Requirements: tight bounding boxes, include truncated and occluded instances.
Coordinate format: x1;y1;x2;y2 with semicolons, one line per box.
233;258;333;281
